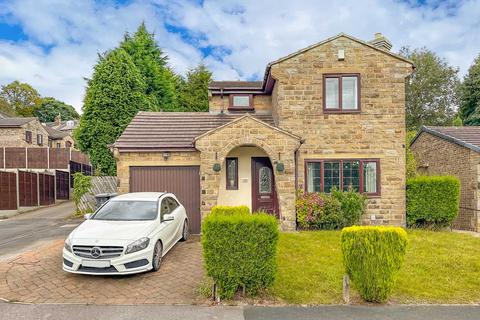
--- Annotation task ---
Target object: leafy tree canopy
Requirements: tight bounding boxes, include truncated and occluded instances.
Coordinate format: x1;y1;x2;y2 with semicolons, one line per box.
74;48;152;175
459;54;480;125
33;97;80;123
401;47;460;130
177;64;212;112
0;80;41;117
120;22;178;111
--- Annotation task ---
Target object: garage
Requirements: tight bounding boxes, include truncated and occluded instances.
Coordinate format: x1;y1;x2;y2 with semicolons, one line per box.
129;166;201;234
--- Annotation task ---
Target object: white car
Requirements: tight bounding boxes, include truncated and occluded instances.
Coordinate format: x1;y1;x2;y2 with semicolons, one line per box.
63;192;189;275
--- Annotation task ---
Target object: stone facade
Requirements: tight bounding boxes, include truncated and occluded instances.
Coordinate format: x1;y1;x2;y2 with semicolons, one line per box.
115;151;201;194
0;120;49;147
268;36;412;226
195;115;301;230
411;132;480;231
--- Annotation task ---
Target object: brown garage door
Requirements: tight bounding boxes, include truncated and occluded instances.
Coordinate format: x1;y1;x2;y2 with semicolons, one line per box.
130;166;201;234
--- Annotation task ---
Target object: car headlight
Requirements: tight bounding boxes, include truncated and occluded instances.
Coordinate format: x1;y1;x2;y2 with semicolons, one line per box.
64;238;72;253
125;237;150;254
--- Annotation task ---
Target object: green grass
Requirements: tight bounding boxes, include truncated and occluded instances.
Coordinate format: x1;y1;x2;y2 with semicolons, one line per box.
271;230;480;304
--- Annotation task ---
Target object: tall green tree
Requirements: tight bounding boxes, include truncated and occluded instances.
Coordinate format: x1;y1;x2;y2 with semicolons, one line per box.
0;80;41;116
33;97;80;123
400;47;460;130
177;64;212;112
74;49;152;175
459;54;480;125
120;22;178;111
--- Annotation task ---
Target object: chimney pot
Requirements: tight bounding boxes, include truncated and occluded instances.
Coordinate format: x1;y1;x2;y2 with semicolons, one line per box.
369;32;392;51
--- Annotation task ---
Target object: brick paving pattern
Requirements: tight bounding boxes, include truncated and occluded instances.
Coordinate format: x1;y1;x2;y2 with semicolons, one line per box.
0;237;204;304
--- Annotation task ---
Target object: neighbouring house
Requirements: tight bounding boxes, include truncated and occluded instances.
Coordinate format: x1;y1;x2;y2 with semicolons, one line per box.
410;126;480;232
0;117;74;148
45;114;79;136
113;33;414;233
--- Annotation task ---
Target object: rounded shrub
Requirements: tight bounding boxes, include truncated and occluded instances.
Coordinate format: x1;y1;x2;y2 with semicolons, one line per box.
341;226;408;303
202;212;278;300
406;175;460;228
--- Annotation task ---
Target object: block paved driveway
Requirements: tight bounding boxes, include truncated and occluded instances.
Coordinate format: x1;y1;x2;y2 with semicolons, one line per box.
0;237;204;305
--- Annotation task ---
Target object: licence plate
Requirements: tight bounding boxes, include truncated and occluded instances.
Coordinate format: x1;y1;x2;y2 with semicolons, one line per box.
82;260;111;268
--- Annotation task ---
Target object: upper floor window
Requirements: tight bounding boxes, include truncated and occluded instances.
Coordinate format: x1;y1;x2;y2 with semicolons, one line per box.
323;74;360;112
226;157;238;190
229;94;253;111
56;142;61;148
37;134;43;146
25;131;32;144
305;159;380;196
66;141;72;148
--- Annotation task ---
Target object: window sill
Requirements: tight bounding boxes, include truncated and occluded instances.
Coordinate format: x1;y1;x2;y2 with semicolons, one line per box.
227;107;255;112
323;109;361;114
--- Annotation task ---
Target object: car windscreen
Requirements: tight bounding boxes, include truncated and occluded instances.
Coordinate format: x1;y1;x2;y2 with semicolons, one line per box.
92;201;158;221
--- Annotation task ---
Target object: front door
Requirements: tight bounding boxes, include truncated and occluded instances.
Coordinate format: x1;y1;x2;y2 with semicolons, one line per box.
252;157;278;215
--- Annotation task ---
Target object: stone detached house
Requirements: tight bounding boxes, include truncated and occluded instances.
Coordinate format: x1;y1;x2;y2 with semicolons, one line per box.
0;117;75;149
113;33;414;233
411;126;480;232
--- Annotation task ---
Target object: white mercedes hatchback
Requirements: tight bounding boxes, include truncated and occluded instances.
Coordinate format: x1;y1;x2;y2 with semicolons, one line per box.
63;192;189;275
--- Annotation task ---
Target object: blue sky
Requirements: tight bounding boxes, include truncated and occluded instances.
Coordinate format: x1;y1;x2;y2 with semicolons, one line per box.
0;0;479;111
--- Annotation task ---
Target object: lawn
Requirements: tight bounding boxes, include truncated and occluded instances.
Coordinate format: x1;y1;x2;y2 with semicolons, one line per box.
271;230;480;304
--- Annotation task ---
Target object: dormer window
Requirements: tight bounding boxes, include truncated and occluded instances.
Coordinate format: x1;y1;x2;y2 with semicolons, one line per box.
229;94;253;111
323;74;360;112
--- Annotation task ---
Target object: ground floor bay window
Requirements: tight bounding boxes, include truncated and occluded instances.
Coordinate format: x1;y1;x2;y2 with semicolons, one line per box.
305;159;380;196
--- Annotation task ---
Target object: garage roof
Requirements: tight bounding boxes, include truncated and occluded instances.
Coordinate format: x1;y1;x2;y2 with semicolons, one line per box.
114;112;275;152
412;126;480;153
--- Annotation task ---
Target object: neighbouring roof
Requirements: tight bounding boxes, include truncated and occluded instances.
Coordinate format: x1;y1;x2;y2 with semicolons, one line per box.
209;33;415;94
412;126;480;153
45;119;79;131
114;112;275;152
0;117;36;128
42;125;68;140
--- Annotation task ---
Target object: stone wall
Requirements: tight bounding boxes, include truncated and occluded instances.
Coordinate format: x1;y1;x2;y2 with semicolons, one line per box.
195;115;301;230
411;132;480;231
269;36;413;226
209;94;272;114
115;151;201;193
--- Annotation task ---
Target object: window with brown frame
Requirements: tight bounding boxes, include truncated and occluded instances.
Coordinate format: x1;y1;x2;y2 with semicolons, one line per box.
66;141;72;148
56;142;61;148
226;157;238;190
25;131;32;143
305;159;380;196
37;134;43;145
229;94;253;111
323;74;360;112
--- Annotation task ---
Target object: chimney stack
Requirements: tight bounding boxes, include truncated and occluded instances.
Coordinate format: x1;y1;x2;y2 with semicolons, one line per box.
369;32;392;51
55;114;62;126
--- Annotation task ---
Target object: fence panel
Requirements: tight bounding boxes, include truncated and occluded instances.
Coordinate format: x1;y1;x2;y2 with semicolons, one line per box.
49;148;70;169
77;176;118;213
56;170;69;200
0;147;3;168
5;148;26;168
0;171;17;210
27;148;48;168
18;171;38;207
39;173;55;206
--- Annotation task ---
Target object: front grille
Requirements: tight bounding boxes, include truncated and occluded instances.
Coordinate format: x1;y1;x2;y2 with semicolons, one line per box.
72;245;124;259
78;265;118;273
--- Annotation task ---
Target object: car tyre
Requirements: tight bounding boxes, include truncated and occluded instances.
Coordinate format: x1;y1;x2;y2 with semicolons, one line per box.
152;241;163;272
180;220;189;242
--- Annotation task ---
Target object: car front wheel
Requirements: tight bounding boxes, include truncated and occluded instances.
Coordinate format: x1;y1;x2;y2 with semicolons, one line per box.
181;220;188;241
152;241;163;272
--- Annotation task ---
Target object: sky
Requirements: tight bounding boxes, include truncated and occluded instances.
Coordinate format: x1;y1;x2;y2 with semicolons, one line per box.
0;0;479;112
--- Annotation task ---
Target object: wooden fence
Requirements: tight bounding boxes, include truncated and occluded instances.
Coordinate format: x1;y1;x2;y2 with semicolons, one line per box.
0;171;17;210
77;176;118;213
1;147;90;169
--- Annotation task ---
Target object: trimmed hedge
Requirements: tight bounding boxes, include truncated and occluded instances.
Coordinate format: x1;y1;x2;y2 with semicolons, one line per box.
210;205;250;216
202;212;279;299
406;176;460;228
341;226;408;302
296;188;366;230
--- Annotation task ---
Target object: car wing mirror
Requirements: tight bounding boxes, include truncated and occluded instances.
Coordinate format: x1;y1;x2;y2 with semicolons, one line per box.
84;214;92;220
163;214;174;222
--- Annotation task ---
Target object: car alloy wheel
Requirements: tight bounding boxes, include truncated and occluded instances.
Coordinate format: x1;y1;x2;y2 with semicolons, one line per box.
181;220;188;241
152;241;163;272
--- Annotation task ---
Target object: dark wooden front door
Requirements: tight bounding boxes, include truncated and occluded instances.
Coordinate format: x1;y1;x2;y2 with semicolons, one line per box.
252;157;278;215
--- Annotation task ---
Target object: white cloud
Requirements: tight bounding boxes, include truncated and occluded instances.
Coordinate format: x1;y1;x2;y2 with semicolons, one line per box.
0;0;479;111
